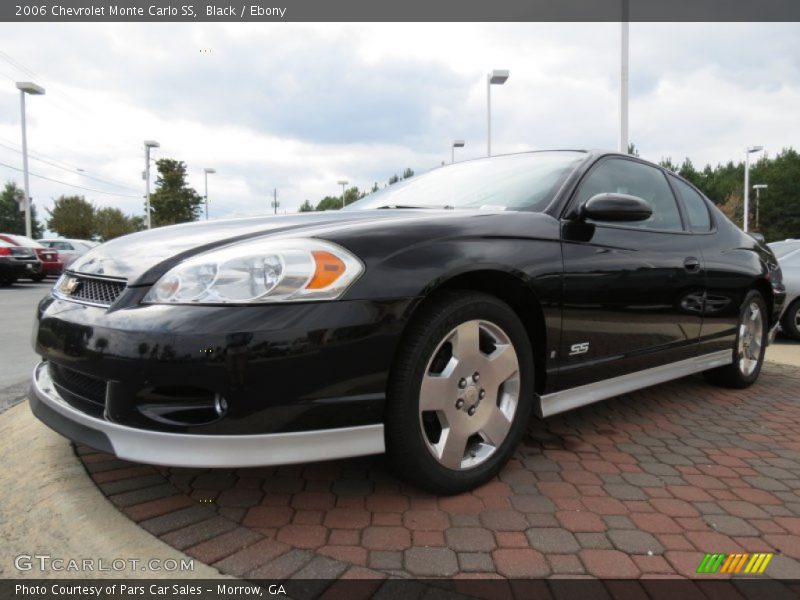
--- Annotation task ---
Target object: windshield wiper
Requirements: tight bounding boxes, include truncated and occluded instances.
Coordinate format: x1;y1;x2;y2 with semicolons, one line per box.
376;204;455;210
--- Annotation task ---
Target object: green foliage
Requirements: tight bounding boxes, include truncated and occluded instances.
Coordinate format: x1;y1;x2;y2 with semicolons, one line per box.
315;196;344;211
627;143;640;157
46;195;96;239
298;200;314;212
0;181;44;237
149;159;203;226
95;207;144;241
388;174;400;185
402;168;414;179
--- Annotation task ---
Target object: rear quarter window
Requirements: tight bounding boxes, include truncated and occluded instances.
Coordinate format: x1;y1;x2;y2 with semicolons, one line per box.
669;175;712;232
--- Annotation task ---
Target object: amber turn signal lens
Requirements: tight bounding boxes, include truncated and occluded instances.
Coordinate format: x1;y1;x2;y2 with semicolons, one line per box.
307;250;346;289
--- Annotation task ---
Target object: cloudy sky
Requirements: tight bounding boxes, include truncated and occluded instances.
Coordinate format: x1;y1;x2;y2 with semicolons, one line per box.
0;22;798;227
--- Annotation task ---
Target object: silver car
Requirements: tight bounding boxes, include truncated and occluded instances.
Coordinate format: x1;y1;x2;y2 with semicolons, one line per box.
769;239;800;339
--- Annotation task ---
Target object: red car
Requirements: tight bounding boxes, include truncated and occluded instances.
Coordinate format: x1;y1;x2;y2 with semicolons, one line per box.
0;233;63;280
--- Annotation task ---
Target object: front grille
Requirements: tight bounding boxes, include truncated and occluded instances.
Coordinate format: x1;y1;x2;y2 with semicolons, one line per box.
60;275;126;306
49;363;107;416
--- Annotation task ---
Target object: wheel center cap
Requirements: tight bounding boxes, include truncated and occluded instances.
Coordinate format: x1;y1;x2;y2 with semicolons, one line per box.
464;385;479;406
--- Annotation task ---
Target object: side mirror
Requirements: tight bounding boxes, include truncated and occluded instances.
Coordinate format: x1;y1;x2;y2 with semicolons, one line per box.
580;193;653;222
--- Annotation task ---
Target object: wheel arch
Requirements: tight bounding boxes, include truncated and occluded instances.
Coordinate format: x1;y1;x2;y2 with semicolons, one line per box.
753;277;776;325
401;269;549;395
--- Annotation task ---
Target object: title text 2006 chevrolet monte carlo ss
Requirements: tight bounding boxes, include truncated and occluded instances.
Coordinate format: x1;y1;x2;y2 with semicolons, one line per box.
29;151;786;493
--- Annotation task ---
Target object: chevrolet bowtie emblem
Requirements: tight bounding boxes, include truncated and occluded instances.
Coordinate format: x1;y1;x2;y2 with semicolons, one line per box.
62;276;80;294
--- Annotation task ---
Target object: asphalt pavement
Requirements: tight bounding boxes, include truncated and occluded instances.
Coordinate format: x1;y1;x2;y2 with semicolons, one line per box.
0;280;51;409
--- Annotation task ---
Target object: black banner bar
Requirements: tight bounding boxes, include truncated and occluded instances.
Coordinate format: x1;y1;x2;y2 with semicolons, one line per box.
3;0;800;23
3;579;800;600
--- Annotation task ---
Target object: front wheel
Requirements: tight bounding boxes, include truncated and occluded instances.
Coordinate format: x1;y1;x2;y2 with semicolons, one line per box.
386;291;534;494
704;290;768;389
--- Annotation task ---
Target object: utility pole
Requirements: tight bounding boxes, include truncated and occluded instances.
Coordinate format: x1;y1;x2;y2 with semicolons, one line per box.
271;188;279;215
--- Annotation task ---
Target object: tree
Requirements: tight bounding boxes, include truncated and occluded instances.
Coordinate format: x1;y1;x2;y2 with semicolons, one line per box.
402;168;414;179
47;195;96;239
388;174;400;185
95;207;143;241
315;196;344;211
627;143;640;157
149;159;203;226
298;199;314;212
0;181;44;238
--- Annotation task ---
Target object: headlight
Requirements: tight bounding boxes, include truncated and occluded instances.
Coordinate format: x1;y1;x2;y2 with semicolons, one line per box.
143;238;363;304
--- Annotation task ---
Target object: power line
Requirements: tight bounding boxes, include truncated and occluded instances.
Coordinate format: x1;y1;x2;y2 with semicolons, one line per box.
0;159;140;198
0;140;140;192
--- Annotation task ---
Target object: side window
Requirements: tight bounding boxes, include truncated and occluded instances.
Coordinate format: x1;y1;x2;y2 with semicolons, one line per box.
670;175;712;232
574;158;684;231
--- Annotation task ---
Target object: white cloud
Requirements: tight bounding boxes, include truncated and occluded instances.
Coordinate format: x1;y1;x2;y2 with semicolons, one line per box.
0;22;797;232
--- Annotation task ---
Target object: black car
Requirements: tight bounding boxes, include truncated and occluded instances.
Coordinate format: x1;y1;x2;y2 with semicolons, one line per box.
29;150;786;493
0;238;42;285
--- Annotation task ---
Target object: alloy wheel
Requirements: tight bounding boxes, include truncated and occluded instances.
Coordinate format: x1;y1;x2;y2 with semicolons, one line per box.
738;301;764;376
418;319;520;470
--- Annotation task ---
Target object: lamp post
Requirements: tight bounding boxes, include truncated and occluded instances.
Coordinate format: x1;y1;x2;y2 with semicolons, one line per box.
619;7;629;153
16;82;45;239
753;184;768;230
144;140;160;229
203;168;216;220
486;69;509;157
337;180;348;209
743;145;763;232
451;140;465;164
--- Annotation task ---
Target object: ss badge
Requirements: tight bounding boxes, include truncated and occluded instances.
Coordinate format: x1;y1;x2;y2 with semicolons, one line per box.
569;342;590;356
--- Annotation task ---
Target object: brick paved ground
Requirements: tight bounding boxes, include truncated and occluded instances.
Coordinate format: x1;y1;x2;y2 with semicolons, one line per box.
77;363;800;579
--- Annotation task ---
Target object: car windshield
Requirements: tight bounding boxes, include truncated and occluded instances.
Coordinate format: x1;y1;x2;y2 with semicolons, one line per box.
345;151;585;212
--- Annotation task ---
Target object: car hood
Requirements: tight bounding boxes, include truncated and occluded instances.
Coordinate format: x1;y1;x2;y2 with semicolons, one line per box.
68;210;473;285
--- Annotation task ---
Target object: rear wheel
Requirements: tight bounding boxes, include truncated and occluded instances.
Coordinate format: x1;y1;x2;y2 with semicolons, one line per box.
386;291;534;494
781;299;800;341
704;290;768;389
0;276;16;286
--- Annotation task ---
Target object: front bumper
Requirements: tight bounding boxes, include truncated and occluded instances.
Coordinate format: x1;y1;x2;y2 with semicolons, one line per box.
29;362;385;467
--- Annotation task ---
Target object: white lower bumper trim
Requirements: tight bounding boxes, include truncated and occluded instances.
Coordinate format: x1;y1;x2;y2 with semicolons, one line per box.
30;362;386;468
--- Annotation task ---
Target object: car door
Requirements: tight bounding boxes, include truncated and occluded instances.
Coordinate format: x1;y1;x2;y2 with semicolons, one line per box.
558;157;705;389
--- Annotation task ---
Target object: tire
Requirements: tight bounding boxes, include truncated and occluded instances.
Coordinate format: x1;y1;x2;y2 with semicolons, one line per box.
704;290;768;389
386;291;534;494
0;277;14;286
781;299;800;341
30;274;46;282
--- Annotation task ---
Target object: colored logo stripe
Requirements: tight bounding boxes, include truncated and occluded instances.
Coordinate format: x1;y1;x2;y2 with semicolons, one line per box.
697;552;773;574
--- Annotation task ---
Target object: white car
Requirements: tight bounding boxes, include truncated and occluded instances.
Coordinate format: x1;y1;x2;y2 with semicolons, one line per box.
769;239;800;340
37;238;98;267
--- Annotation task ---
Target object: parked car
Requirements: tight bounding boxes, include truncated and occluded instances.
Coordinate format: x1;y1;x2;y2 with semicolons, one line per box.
0;234;63;280
28;150;786;493
768;239;800;340
37;238;97;267
0;238;42;285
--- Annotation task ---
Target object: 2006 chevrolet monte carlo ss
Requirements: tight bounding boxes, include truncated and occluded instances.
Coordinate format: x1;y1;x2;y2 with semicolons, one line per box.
29;150;786;493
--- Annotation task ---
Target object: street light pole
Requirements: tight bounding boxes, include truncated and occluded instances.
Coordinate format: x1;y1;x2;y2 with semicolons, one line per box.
753;184;768;230
452;140;465;164
144;140;160;229
743;145;763;232
486;70;509;157
203;168;216;220
337;180;348;209
16;82;45;239
619;11;629;153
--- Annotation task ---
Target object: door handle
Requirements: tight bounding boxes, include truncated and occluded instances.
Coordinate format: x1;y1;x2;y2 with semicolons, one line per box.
684;257;701;273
